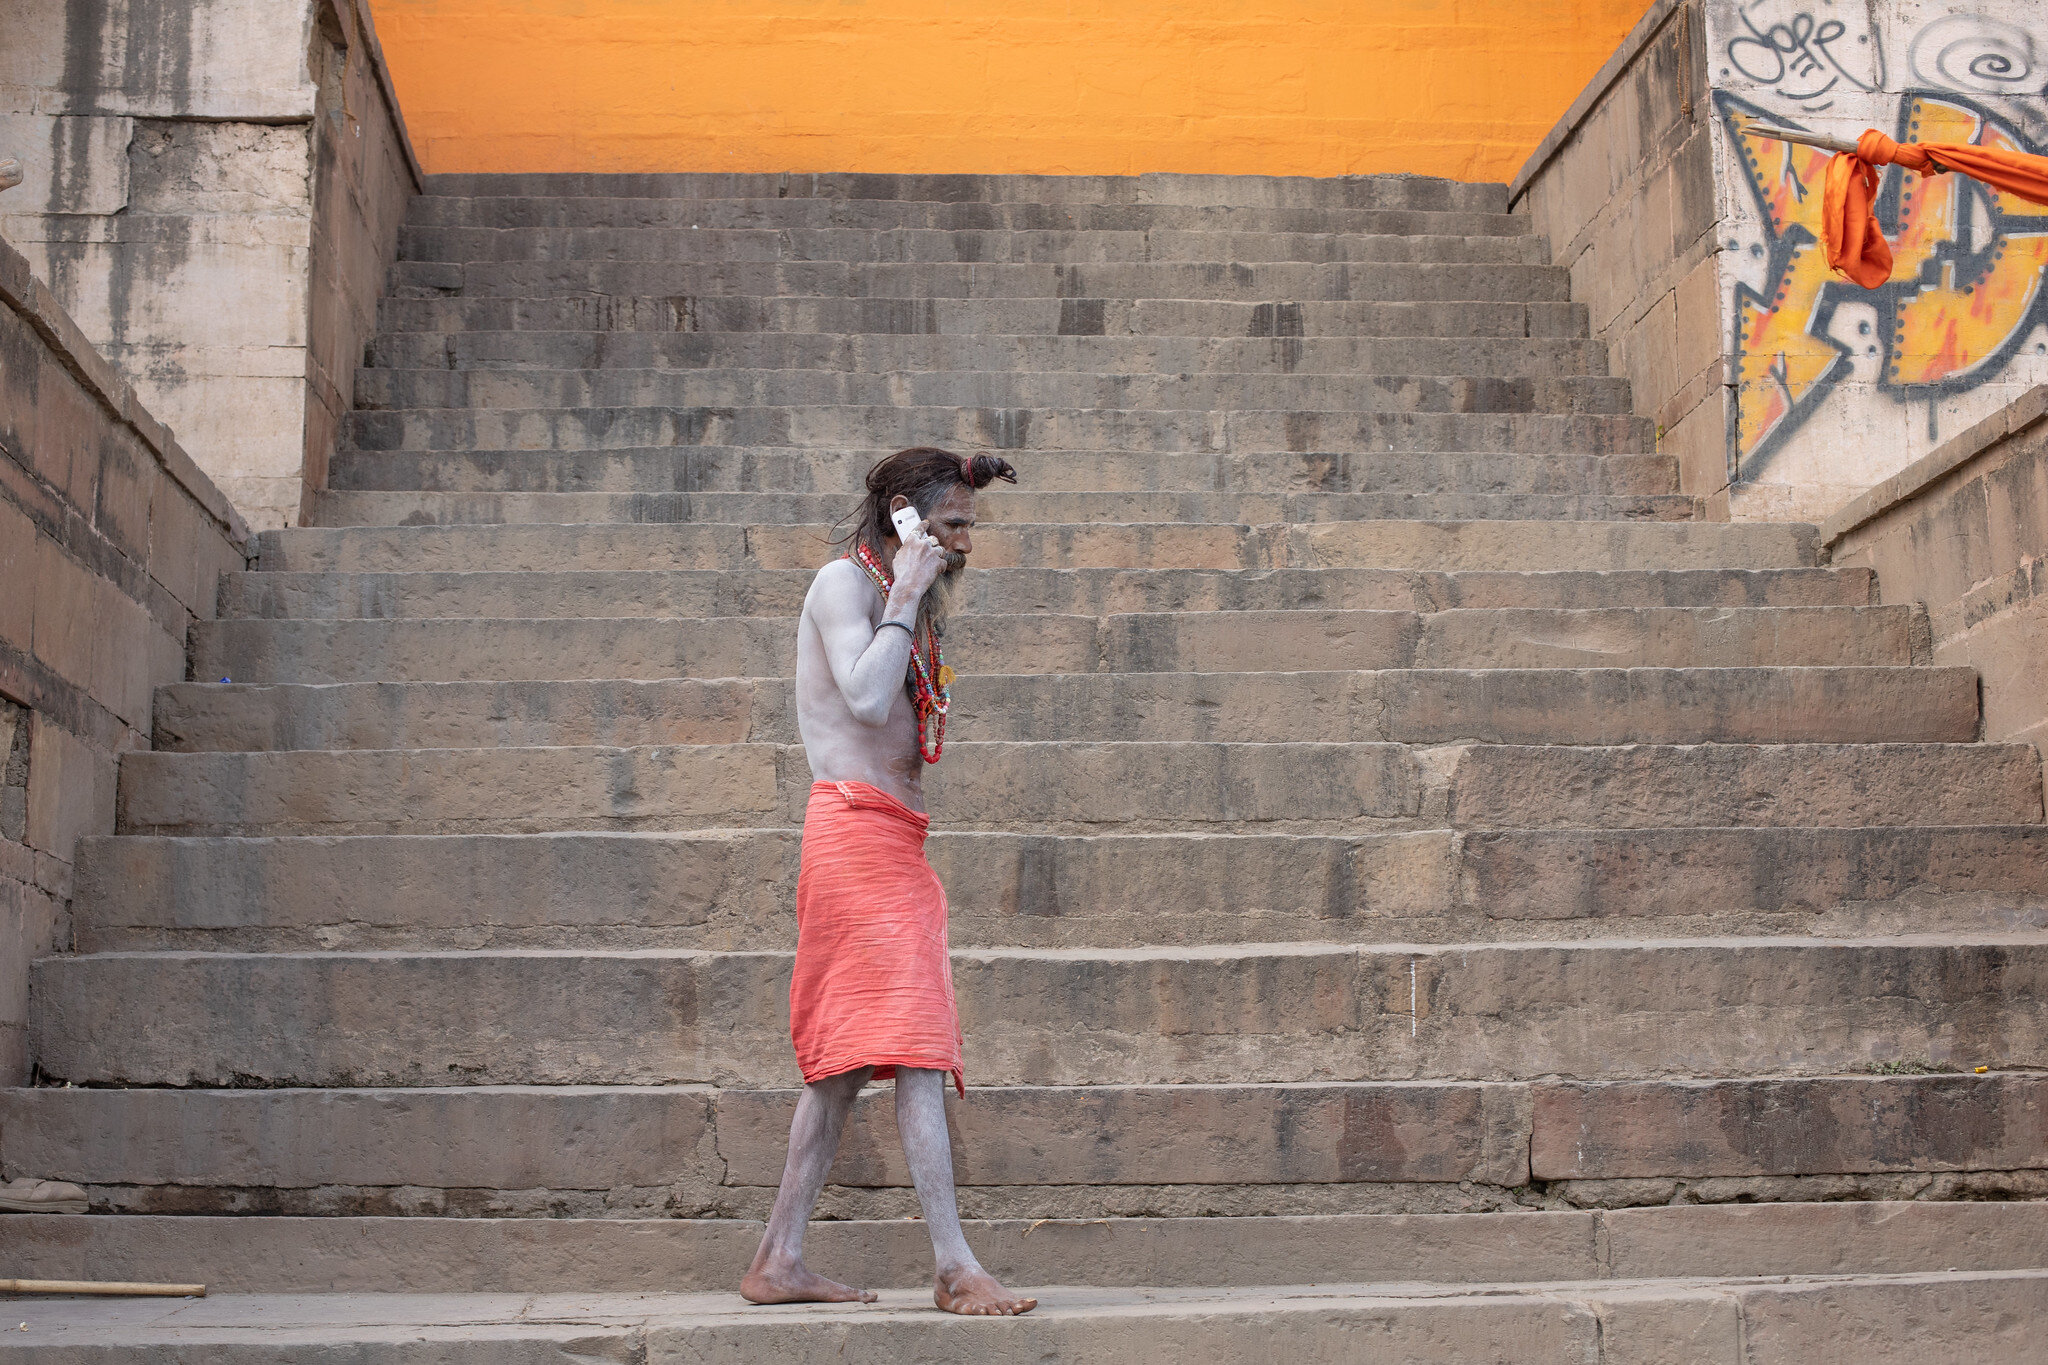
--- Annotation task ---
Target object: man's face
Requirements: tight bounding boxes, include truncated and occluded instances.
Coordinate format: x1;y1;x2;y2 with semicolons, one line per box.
925;484;975;570
895;484;975;572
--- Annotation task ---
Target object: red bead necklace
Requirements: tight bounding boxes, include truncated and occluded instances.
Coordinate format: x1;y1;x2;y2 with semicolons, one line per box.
851;540;951;764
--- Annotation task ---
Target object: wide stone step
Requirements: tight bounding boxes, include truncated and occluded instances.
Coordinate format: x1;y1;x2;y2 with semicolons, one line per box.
391;259;1572;305
4;1271;2042;1360
113;742;2041;836
363;331;1612;378
1;1203;2042;1295
420;171;1514;212
253;520;1809;574
310;489;1697;528
189;608;1921;686
157;667;1971;753
74;824;2048;952
350;367;1633;415
398;224;1553;265
32;937;2048;1087
216;566;1870;623
0;1082;1535;1211
326;446;1676;497
12;1073;2046;1219
342;405;1653;455
375;294;1590;339
407;194;1535;235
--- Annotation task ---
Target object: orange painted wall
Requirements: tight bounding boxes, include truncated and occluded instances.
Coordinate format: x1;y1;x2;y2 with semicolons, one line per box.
368;0;1648;181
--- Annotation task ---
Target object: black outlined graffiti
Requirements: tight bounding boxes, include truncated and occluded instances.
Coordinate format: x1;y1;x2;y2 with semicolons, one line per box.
1723;4;1880;111
1719;89;2048;478
1907;15;2044;97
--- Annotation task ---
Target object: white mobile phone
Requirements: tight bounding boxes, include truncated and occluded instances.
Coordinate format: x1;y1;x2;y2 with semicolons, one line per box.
891;505;927;543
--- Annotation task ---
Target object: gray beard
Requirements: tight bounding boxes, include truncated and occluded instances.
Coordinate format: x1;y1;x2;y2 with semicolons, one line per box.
916;553;965;638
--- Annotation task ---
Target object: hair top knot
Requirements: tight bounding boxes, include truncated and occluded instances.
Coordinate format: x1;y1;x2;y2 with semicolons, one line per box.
838;446;1018;556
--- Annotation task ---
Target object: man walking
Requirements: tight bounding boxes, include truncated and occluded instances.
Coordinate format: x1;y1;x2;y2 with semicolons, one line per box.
739;446;1037;1317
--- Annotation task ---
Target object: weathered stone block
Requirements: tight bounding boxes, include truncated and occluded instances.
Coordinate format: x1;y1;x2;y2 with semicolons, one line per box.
0;113;132;215
1593;1291;1741;1365
717;1082;1533;1189
1674;251;1720;386
0;496;35;652
0;1085;723;1190
25;537;101;698
25;714;112;862
146;466;244;618
127;119;313;217
1532;1076;2048;1179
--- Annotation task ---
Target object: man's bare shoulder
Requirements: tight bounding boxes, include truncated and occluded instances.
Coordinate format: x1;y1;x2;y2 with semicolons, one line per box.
803;556;880;624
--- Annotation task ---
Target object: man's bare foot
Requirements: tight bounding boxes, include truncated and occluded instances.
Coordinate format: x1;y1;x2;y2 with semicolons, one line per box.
934;1265;1037;1316
740;1255;878;1305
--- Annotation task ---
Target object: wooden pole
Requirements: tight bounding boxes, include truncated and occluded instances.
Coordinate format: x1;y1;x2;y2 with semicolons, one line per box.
1744;123;1951;174
1743;123;1860;155
0;1279;206;1297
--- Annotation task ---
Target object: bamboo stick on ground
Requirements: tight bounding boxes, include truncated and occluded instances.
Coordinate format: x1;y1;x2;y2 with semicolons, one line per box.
0;1280;205;1297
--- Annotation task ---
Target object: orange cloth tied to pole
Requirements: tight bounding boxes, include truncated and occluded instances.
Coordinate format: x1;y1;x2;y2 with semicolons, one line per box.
789;780;964;1096
1823;128;2048;289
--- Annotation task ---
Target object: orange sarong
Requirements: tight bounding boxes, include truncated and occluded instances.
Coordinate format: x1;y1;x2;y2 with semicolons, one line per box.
790;780;964;1096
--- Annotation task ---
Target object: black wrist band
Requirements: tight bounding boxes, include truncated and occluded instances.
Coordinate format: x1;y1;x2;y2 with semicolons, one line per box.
877;620;915;637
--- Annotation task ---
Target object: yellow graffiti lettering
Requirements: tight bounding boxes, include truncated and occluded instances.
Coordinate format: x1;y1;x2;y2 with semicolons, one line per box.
1889;97;2048;388
1729;115;1834;239
1722;91;2048;468
1891;235;2048;386
1735;241;1845;456
1885;100;1971;282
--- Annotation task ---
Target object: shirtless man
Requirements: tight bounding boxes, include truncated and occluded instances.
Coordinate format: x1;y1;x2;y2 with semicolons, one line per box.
739;446;1036;1317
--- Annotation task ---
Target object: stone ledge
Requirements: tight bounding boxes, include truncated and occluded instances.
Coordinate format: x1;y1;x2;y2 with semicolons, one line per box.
1;1203;2044;1294
1508;0;1688;206
1822;385;2048;556
0;231;251;549
344;0;425;194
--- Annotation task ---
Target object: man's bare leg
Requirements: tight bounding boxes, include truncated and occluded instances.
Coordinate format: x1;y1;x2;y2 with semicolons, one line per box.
740;1067;878;1304
894;1067;1038;1315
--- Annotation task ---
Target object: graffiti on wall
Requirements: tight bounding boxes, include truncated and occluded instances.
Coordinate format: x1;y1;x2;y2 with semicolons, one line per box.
1907;16;2043;98
1722;1;1881;111
1720;88;2048;477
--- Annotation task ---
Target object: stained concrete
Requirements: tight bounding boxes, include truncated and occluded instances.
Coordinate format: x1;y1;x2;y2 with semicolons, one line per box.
9;167;2048;1356
0;0;418;529
0;231;245;1081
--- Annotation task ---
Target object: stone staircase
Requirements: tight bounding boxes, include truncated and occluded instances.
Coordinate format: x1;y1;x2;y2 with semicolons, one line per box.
8;171;2048;1358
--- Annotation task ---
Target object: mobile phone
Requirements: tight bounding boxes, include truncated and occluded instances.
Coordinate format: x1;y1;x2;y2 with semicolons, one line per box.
891;505;927;543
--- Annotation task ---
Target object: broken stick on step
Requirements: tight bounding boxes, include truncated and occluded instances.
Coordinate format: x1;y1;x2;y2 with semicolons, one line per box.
0;1280;206;1297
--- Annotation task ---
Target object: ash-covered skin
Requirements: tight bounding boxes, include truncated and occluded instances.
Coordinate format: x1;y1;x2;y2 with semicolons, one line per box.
791;482;973;813
742;463;1036;1317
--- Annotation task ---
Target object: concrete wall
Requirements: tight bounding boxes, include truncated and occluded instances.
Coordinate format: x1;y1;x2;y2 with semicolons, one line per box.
1516;0;2048;526
304;0;424;518
1825;385;2048;761
1708;0;2048;524
0;229;248;1082
0;0;420;531
366;0;1647;180
1511;1;1725;512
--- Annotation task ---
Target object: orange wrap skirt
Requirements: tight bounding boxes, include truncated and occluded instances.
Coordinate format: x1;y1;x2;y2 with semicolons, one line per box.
790;780;964;1095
